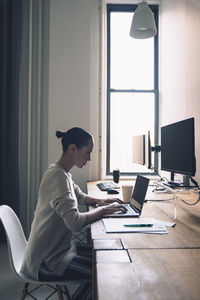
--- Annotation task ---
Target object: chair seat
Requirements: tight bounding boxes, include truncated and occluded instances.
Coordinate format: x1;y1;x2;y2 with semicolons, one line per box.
18;270;83;284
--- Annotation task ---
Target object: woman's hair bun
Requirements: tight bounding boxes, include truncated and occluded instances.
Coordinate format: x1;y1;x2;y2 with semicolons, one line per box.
56;130;65;139
56;127;92;152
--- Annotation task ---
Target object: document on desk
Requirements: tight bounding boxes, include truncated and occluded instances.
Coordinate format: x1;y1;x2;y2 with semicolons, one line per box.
102;218;168;234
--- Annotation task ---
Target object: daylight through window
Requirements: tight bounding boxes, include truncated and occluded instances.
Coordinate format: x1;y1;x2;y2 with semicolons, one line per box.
106;4;159;176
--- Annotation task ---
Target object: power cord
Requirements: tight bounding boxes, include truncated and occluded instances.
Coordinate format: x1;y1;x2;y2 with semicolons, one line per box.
190;176;200;190
178;193;200;206
178;176;200;206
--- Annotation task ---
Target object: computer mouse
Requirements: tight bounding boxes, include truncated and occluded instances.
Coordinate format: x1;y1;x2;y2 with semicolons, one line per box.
107;189;119;194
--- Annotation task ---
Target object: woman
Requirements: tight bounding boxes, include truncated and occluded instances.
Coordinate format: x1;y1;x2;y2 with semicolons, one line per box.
21;127;124;299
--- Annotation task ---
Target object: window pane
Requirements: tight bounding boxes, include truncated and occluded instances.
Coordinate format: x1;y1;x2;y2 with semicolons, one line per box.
110;12;154;90
109;93;155;173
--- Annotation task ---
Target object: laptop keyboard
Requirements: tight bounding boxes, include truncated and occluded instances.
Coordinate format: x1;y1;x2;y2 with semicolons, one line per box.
115;204;138;215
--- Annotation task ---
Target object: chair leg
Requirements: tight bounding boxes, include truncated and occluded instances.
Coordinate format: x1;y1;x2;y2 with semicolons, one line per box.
56;285;64;300
63;285;72;300
20;283;29;300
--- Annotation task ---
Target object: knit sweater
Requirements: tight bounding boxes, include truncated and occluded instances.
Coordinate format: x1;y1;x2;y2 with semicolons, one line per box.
20;164;87;280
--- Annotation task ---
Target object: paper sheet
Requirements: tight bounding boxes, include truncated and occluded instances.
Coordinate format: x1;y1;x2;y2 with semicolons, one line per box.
102;218;168;234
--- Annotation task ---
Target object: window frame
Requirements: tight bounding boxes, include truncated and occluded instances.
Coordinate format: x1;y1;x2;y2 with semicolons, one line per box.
106;3;159;176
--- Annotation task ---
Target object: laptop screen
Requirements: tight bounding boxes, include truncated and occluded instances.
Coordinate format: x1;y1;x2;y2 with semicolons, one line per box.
131;175;149;211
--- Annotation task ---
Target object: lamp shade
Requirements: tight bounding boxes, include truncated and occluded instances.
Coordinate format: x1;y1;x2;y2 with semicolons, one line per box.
130;1;157;39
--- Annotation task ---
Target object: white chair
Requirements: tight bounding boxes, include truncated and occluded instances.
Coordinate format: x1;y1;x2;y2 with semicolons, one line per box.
0;205;87;300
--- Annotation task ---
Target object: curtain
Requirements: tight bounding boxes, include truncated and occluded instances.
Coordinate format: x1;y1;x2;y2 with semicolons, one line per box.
0;0;49;238
19;0;50;236
0;0;22;215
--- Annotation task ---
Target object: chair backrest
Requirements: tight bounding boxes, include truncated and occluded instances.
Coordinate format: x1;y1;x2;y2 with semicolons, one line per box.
0;205;27;275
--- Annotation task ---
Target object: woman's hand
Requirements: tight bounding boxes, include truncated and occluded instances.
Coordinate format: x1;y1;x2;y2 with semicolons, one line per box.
98;198;124;206
102;202;127;215
85;201;127;225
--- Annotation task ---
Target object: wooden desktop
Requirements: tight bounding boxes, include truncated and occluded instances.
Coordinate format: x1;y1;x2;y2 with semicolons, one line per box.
87;181;200;300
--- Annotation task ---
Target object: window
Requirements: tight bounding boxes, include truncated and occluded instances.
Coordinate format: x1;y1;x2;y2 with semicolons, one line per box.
105;4;158;176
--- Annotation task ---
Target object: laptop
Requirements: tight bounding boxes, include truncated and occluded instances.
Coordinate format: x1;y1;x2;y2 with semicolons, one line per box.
103;175;149;218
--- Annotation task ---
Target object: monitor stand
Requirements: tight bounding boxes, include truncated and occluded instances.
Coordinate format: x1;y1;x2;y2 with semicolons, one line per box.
166;172;180;187
182;175;190;187
165;173;191;189
163;172;181;189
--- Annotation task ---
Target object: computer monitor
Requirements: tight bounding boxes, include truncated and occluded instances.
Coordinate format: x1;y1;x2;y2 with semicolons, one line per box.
132;135;145;165
161;118;196;184
145;131;152;169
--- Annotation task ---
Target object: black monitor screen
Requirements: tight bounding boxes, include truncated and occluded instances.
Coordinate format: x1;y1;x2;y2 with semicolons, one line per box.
161;118;196;176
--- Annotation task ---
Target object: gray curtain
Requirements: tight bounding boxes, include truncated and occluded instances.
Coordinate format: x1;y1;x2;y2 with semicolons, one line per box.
19;0;50;235
0;0;22;215
0;0;49;238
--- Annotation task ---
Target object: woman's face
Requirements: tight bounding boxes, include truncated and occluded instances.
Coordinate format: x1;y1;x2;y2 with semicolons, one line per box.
75;138;94;168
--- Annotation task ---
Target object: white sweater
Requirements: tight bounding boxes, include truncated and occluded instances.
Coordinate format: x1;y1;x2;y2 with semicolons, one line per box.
20;164;87;280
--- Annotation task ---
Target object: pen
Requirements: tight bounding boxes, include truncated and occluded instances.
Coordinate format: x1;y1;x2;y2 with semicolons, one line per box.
123;224;153;227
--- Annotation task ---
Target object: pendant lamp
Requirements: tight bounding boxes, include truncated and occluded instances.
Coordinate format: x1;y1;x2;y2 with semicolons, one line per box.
130;0;157;39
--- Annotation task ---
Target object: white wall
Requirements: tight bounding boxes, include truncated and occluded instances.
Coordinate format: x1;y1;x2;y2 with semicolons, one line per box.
48;0;200;188
159;0;200;182
48;0;100;191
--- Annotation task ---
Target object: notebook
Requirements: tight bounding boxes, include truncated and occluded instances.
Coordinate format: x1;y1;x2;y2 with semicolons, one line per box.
102;175;149;218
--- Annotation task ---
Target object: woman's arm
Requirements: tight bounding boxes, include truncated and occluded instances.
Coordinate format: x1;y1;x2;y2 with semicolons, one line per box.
84;195;123;206
84;202;126;225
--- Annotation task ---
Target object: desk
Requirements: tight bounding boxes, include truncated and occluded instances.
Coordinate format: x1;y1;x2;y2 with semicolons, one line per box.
87;181;200;300
96;249;200;300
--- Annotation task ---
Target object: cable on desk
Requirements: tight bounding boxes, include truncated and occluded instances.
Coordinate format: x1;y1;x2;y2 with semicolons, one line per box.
178;176;200;206
178;193;200;206
190;176;200;190
158;176;169;183
152;171;168;184
146;198;174;202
